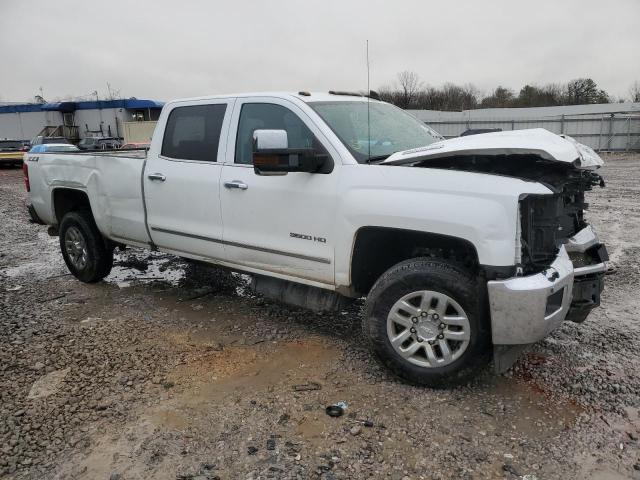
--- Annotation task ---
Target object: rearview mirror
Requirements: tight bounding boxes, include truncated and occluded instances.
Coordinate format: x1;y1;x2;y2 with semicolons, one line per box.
252;129;328;174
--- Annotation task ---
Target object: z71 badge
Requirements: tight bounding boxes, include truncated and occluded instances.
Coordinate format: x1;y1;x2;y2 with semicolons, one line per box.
290;232;326;243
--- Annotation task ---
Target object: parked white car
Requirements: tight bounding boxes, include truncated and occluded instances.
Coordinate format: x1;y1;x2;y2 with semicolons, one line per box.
24;91;608;386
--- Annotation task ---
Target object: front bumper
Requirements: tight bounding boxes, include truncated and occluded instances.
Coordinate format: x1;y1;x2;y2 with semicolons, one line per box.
487;225;607;348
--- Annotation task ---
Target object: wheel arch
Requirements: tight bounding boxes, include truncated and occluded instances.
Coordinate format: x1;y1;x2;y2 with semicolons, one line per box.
349;226;480;296
51;187;92;225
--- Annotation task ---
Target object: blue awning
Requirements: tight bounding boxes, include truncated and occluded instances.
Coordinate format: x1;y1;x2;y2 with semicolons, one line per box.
124;99;165;109
0;98;164;114
0;104;45;113
40;102;77;113
73;99;165;110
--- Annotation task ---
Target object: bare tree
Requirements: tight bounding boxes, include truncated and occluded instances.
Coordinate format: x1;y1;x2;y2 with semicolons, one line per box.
397;71;421;108
630;81;640;103
460;83;480;110
377;85;396;103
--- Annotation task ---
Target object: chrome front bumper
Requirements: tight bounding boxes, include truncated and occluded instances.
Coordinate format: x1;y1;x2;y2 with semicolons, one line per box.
488;225;607;346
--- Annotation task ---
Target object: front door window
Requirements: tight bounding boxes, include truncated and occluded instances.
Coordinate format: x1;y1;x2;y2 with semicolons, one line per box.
234;103;321;165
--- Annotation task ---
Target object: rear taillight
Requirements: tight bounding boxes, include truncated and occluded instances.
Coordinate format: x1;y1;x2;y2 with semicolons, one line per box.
23;162;30;192
20;146;29;152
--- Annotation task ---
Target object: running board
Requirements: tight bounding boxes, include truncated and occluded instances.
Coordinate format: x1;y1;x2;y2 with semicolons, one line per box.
251;275;352;312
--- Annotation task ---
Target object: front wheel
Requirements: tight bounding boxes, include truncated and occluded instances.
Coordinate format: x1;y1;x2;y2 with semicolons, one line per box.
363;257;490;387
59;210;113;283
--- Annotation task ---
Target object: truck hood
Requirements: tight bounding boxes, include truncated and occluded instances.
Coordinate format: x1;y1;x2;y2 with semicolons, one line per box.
382;128;603;169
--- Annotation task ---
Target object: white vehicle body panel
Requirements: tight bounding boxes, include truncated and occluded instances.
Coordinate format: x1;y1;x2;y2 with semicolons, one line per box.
219;96;342;285
332;164;551;289
383;128;604;169
143;98;234;260
27;151;150;245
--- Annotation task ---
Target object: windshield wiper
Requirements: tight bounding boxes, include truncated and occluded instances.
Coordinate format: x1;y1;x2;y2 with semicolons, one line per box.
366;154;393;164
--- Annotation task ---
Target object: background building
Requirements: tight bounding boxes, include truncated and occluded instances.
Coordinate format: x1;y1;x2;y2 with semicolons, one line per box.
0;99;164;143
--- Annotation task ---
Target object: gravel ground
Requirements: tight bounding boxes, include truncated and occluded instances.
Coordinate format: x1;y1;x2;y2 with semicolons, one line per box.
1;154;639;480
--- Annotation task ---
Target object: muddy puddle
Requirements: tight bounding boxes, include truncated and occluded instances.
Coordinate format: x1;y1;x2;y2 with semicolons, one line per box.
105;248;254;297
105;250;189;288
157;338;338;410
475;376;583;439
1;242;189;290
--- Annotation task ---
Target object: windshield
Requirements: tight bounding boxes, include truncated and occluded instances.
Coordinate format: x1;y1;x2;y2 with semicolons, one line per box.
309;101;442;163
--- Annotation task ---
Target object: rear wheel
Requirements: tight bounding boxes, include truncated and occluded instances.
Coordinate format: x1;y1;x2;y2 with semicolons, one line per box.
59;210;113;283
363;257;490;387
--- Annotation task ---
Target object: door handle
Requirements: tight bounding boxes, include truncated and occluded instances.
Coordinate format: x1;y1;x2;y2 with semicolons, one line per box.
147;173;166;182
224;180;248;190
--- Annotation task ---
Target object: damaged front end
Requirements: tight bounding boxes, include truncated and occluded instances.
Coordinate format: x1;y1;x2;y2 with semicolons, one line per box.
488;223;608;373
386;130;609;373
429;155;608;372
517;167;608;323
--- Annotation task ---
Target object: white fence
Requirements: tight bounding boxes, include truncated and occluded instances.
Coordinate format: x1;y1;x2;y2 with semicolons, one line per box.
409;103;640;151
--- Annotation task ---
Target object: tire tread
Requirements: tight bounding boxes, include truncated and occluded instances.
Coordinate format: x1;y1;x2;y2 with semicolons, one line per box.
363;257;490;387
59;210;113;283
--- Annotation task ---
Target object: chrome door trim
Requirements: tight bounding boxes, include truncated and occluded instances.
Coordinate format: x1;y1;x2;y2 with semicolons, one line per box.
150;226;330;264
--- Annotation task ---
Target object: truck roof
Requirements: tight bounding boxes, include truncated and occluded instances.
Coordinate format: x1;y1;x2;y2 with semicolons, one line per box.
166;91;381;105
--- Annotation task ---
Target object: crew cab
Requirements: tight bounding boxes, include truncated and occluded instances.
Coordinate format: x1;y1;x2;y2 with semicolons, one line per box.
23;92;608;386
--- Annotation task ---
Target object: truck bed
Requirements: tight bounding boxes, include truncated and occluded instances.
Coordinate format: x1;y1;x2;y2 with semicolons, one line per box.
27;150;151;246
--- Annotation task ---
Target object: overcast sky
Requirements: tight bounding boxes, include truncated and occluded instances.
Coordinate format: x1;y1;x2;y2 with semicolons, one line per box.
1;0;639;103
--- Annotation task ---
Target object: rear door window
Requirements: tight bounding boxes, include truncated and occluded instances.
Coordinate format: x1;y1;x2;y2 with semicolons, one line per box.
161;104;227;162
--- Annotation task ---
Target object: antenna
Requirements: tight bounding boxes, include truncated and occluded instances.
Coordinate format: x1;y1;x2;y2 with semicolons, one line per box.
366;39;371;162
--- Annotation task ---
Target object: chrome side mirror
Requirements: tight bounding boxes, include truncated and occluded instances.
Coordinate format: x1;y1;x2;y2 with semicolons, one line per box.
252;129;327;174
253;129;288;150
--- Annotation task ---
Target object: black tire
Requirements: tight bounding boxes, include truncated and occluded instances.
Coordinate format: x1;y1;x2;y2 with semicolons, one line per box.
99;244;115;279
363;257;490;387
59;210;113;283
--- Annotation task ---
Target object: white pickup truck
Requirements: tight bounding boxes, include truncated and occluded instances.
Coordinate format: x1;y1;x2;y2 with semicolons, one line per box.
24;91;608;386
